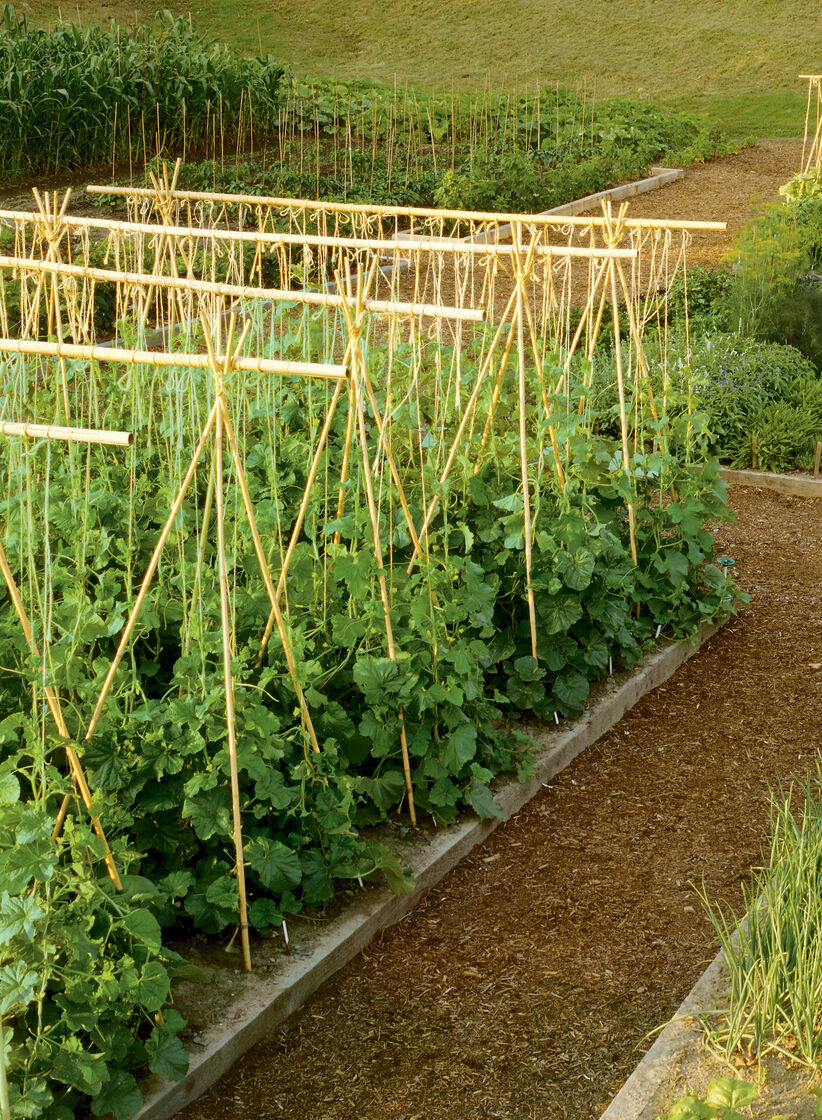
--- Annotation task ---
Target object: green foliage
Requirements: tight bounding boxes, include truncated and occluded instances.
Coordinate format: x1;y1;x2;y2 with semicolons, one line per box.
723;194;822;368
658;334;822;471
0;739;188;1120
699;763;822;1070
0;5;290;179
659;1078;776;1120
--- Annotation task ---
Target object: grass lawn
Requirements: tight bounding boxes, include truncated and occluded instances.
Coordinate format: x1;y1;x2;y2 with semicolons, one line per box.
20;0;822;137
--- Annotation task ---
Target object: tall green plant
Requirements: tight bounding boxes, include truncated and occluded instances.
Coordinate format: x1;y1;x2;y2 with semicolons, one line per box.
700;764;822;1069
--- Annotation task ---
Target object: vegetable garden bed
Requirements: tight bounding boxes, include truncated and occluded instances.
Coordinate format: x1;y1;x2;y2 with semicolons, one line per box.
171;486;822;1120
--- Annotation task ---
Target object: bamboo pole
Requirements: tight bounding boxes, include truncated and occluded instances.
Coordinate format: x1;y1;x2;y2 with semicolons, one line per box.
335;271;417;826
0;337;346;381
814;440;821;478
84;401;219;743
83;185;727;230
608;256;638;566
0;210;639;259
513;223;538;660
0;254;485;324
0;421;132;446
405;281;522;574
0;538;122;888
212;315;252;972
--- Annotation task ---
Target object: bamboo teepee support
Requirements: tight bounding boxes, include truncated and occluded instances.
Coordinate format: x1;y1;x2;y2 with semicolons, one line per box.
199;316;325;759
0;536;122;888
0;421;132;446
83;400;220;743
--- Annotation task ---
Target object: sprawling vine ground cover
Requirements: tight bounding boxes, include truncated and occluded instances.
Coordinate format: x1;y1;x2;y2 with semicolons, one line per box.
0;301;743;1117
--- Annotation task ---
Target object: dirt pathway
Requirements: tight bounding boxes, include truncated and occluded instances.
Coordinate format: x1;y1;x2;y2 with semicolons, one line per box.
179;487;822;1120
597;138;804;268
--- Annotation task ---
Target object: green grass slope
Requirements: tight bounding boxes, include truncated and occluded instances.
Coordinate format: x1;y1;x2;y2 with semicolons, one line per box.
22;0;822;136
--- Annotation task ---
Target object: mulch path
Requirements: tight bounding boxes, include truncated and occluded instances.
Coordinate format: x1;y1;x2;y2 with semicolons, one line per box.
179;486;822;1120
606;139;805;269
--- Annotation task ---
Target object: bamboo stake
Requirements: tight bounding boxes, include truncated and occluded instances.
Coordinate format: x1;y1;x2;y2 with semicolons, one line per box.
333;379;357;547
336;272;417;826
513;223;538;659
0;421;132;446
814;440;821;478
212;315;252;972
751;434;758;471
608;256;637;566
0;538;122;888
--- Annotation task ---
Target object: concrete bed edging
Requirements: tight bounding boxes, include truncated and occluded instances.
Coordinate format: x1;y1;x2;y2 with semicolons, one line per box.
136;618;723;1120
718;466;822;498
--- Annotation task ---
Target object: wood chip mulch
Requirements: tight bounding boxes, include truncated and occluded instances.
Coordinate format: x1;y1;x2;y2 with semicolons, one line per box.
179;486;822;1120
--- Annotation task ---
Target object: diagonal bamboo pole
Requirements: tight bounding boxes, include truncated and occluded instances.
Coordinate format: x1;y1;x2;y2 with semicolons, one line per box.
83;400;219;742
211;313;253;972
405;281;521;575
255;375;347;670
0;538;122;887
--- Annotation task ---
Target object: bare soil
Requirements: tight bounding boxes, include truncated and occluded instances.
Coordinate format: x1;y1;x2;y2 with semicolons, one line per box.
176;487;822;1120
600;139;805;269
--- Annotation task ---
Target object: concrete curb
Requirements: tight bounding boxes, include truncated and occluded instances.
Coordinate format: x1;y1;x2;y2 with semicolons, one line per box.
718;466;822;497
600;943;730;1120
136;619;722;1120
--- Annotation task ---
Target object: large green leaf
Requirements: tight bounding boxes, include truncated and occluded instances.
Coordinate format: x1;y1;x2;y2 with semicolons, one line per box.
0;959;39;1014
121;908;163;952
537;593;584;635
91;1069;143;1120
0;892;46;944
247;838;302;893
137;960;171;1013
146;1017;189;1082
443;722;477;773
704;1078;758;1111
555;548;596;591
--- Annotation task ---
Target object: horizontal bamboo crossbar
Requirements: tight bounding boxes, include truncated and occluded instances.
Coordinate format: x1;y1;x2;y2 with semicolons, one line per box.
0;420;132;446
0;254;485;323
0;210;639;257
84;185;727;231
0;337;347;380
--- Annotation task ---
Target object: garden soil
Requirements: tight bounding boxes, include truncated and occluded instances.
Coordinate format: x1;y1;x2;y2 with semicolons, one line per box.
176;485;822;1120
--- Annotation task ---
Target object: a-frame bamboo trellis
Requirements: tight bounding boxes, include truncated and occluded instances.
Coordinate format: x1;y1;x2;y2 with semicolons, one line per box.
0;184;716;967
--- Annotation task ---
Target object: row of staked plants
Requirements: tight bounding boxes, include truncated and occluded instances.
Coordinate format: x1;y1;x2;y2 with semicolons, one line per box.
583;166;822;476
0;302;744;1119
